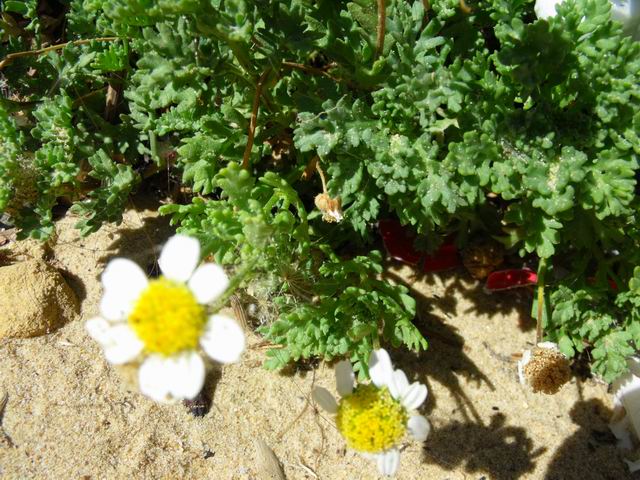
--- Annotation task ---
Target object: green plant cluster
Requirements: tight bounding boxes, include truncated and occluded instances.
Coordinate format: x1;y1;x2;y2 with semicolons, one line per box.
0;0;639;380
161;162;424;375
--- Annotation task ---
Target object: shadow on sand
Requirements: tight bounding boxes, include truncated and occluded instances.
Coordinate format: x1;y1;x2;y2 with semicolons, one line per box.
385;264;543;478
544;398;632;480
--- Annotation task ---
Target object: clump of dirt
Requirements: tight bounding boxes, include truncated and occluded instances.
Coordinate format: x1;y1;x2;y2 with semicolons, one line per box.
0;259;78;339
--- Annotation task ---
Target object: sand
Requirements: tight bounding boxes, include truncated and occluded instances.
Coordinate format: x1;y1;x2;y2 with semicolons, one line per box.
0;200;635;480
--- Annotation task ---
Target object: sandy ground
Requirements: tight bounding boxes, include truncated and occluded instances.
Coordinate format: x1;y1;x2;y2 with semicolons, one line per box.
0;201;635;480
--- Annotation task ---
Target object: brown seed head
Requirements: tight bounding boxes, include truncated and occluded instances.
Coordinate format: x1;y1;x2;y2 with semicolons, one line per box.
523;346;572;395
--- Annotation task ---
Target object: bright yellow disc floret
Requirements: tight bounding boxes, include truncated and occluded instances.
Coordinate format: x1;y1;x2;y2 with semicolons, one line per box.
128;277;206;356
336;384;407;453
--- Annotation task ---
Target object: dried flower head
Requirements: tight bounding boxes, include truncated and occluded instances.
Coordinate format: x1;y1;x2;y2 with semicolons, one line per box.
518;342;571;395
462;242;504;279
315;193;343;223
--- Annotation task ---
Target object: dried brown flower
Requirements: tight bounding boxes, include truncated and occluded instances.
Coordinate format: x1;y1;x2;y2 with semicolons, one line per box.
315;193;343;223
518;342;572;395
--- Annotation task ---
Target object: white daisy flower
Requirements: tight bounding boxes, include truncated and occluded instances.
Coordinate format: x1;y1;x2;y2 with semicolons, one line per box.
610;356;640;472
86;234;245;403
312;349;430;477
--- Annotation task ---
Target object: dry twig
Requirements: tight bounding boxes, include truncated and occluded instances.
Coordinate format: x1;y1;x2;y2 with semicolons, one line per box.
376;0;386;59
242;68;271;170
0;391;14;448
0;37;120;70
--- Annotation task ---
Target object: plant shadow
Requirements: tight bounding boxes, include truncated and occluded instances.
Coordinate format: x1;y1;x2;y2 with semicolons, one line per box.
97;196;173;275
386;263;535;334
384;263;545;478
423;412;545;479
384;266;496;422
543;398;633;480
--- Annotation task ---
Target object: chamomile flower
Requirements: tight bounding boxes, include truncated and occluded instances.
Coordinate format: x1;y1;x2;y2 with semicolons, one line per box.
312;349;430;477
86;235;245;403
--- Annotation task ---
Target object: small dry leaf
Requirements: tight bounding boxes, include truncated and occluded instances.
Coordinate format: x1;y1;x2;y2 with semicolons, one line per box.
254;438;286;480
231;295;249;331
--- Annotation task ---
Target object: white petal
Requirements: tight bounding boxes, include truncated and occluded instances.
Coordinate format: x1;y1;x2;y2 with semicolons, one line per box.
100;259;148;320
388;369;410;400
200;315;245;364
166;352;206;400
102;258;148;294
401;382;428;411
86;317;112;344
139;356;172;402
517;350;532;385
628;356;640;378
407;415;430;442
103;324;144;365
376;449;400;477
335;360;355;396
312;387;338;414
534;0;563;19
188;263;229;304
614;372;640;441
158;235;200;282
87;318;143;365
369;349;393;388
99;290;132;321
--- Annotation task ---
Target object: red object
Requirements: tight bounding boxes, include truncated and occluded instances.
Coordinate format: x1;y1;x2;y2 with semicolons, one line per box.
423;242;461;272
485;269;538;292
587;276;619;291
379;219;461;271
379;219;421;265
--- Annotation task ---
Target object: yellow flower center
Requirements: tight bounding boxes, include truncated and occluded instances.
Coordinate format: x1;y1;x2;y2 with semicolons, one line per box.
128;277;206;356
336;384;407;453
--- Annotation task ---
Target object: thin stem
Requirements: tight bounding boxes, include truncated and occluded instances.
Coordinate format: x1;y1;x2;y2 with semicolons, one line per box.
536;258;548;344
0;37;120;70
376;0;386;59
210;261;255;314
241;68;271;170
315;161;329;194
282;61;338;81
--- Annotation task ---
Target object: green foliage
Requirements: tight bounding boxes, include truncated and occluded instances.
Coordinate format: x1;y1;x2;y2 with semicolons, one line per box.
162;163;425;375
1;0;639;377
547;268;640;382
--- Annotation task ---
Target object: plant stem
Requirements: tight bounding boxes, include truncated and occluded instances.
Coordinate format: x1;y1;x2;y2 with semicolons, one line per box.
459;0;472;14
0;37;120;70
376;0;386;59
241;68;271;170
536;258;548;344
210;261;255;314
315;161;329;195
282;61;339;82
